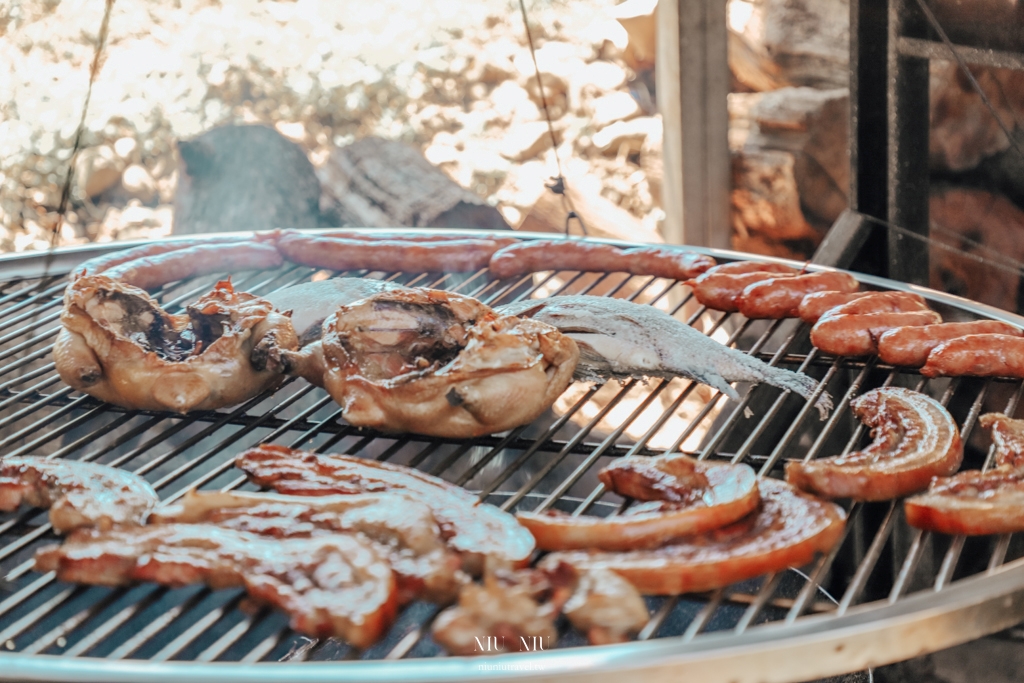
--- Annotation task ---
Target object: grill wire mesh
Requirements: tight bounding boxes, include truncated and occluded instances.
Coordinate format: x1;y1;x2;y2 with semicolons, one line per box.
1;247;1023;674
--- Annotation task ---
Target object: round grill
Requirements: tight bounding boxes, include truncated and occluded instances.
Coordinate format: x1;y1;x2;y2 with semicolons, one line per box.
2;230;1024;682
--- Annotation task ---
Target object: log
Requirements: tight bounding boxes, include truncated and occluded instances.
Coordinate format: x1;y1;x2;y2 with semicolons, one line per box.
317;137;510;231
929;186;1024;313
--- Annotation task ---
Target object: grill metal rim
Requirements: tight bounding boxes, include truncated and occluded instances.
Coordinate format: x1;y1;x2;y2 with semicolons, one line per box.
2;229;1024;682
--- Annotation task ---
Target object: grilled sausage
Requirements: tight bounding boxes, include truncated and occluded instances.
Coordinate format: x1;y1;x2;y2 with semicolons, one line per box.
816;291;929;317
878;321;1023;367
488;239;717;280
75;235;250;278
797;291;872;324
101;242;284;290
811;311;943;357
699;261;803;276
921;334;1024;378
736;271;859;319
276;232;517;274
687;267;800;312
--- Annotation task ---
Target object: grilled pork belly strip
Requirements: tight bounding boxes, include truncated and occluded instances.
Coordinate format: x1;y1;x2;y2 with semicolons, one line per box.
152;489;465;603
235;445;535;573
786;387;962;501
0;456;157;533
906;414;1024;535
517;454;760;551
542;479;846;595
35;524;397;648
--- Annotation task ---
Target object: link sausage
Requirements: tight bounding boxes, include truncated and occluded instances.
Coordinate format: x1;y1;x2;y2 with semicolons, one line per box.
101;242;284;290
736;271;859;319
817;291;928;318
811;310;943;357
878;321;1023;367
75;235;250;278
687;270;799;312
797;291;871;324
700;261;803;276
921;334;1024;378
488;239;716;280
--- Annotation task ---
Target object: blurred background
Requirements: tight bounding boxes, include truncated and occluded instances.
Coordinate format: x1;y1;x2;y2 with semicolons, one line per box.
0;0;1021;309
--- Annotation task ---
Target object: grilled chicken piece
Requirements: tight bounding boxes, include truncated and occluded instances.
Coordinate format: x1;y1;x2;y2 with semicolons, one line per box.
906;414;1024;535
152;489;466;603
0;457;157;532
236;445;535;574
543;479;846;595
786;387;963;501
497;295;832;419
55;275;298;413
280;287;579;438
517;454;760;551
35;524;397;648
431;561;648;654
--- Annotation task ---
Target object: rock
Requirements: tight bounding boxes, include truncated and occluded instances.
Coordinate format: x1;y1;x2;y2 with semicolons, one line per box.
589;91;641;128
592;116;661;154
640;120;664;208
121;164;157;202
75;146;123;199
609;0;657;71
573;61;628;96
740;0;850;88
929;186;1024;313
930;61;1024;172
173;124;321;234
499;121;558;161
744;86;850;225
489;81;541;123
731;149;820;256
318;137;509;231
466;42;517;84
113;136;137;161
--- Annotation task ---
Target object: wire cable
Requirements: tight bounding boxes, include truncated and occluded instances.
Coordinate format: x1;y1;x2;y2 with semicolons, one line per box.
515;0;587;236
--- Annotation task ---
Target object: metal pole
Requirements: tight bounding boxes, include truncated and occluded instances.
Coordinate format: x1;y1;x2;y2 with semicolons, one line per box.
656;0;730;248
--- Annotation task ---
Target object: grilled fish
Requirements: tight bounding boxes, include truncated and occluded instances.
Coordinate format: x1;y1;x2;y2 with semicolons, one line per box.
498;295;832;418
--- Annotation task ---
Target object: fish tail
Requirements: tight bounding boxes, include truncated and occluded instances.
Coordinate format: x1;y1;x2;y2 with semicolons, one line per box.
759;364;833;419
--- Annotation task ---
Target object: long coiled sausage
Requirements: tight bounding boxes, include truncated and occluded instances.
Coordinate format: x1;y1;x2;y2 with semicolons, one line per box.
102;242;284;290
488;239;716;280
275;232;519;274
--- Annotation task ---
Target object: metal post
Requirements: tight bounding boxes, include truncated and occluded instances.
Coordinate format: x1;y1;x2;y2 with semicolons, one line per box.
657;0;731;248
887;0;930;284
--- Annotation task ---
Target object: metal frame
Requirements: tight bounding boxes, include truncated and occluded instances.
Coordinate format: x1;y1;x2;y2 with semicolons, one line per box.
3;231;1024;682
838;0;1024;282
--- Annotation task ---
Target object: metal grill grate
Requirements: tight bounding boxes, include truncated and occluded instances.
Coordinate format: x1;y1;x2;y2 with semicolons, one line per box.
3;233;1024;682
